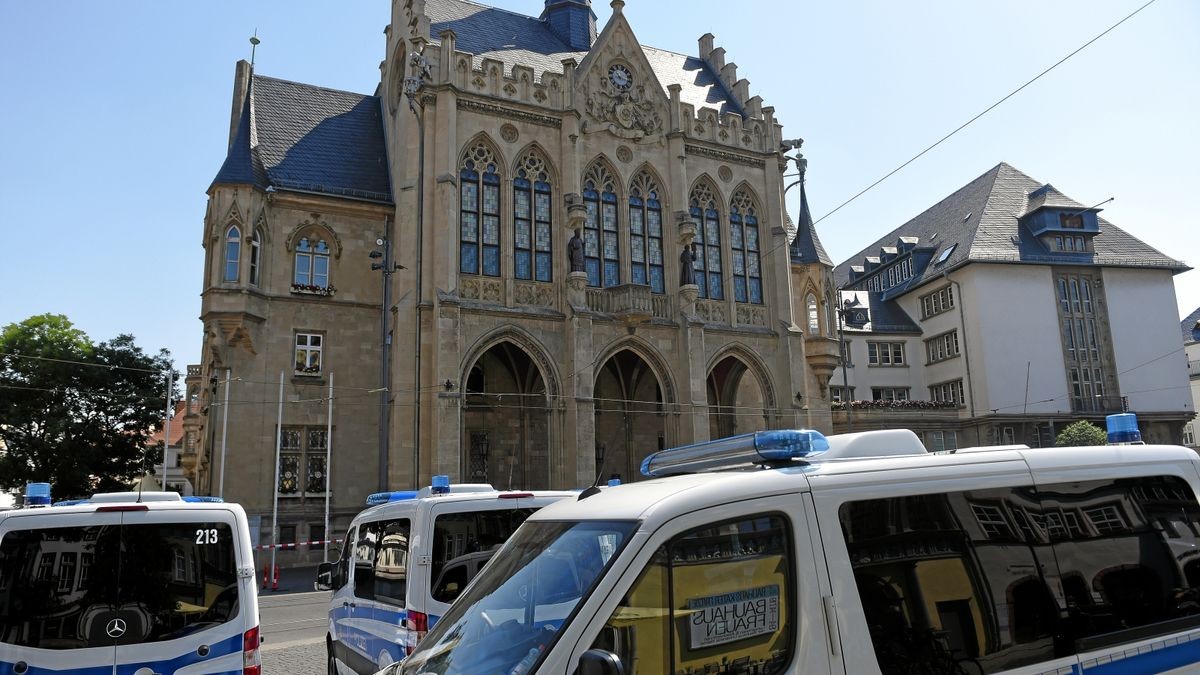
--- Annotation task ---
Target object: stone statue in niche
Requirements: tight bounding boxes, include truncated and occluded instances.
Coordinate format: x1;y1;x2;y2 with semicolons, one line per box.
679;243;697;286
568;229;586;273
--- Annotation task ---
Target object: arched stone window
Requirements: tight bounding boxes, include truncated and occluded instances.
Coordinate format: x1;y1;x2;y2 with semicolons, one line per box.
730;188;763;304
807;293;820;334
223;225;241;282
514;151;553;282
459;142;501;277
689;181;723;300
629;170;664;293
249;228;262;287
294;235;331;289
583;161;619;287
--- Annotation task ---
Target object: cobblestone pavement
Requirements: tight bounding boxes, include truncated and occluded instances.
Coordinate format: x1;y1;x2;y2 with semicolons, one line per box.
262;637;325;674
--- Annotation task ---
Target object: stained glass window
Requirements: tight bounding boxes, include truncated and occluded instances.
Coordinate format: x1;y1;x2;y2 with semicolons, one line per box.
515;152;553;282
731;189;763;304
690;182;723;300
460;142;501;277
224;225;241;282
629;171;665;293
583;162;619;287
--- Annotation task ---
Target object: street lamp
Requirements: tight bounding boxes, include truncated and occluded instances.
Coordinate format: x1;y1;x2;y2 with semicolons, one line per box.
836;300;853;433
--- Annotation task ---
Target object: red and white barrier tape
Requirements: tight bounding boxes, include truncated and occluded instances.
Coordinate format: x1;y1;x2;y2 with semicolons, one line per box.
254;538;343;551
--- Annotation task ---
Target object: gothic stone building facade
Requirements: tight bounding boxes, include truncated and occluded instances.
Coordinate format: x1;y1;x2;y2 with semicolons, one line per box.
186;0;838;550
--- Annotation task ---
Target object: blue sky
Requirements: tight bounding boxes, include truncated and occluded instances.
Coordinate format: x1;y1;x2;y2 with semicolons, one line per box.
1;0;1197;371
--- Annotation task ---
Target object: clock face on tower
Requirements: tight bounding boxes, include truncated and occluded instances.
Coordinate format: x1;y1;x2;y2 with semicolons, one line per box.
608;64;633;91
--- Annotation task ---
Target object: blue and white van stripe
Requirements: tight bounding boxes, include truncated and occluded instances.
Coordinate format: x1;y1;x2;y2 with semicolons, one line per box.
0;634;242;675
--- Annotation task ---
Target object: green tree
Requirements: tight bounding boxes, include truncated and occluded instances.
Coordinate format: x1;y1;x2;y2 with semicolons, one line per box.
0;314;177;498
1055;420;1108;447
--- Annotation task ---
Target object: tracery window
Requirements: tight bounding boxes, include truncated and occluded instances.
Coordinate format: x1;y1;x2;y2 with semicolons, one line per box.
628;171;665;293
459;143;501;277
689;182;723;299
583;162;619;287
729;189;763;303
294;235;330;288
223;225;241;282
514;152;553;282
249;228;262;287
807;293;820;333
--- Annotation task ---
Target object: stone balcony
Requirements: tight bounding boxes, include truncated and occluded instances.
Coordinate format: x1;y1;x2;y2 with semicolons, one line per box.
586;283;673;323
804;334;841;387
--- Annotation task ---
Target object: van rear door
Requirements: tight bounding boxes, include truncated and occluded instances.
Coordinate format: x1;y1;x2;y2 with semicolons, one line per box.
114;507;246;673
0;510;123;674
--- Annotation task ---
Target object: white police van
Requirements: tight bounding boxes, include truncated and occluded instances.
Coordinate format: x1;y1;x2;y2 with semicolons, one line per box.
0;486;261;675
317;476;574;675
399;422;1200;675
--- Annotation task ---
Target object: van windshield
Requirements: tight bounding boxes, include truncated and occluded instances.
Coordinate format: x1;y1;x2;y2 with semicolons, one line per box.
0;521;238;649
400;520;636;675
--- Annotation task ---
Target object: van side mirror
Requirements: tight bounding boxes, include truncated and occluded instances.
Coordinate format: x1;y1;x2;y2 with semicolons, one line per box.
315;562;333;591
576;649;625;675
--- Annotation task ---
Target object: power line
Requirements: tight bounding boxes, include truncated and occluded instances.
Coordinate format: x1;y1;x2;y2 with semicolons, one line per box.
0;351;164;374
808;0;1158;228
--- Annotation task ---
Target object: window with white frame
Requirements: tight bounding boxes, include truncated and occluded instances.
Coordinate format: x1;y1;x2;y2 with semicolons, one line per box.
830;386;855;402
1184;423;1196;446
919;285;955;319
1085;505;1126;534
807;294;820;334
294;236;331;289
295;333;323;376
930;379;965;406
871;387;909;401
925;330;960;363
867;341;905;366
971;504;1012;539
925;430;958;452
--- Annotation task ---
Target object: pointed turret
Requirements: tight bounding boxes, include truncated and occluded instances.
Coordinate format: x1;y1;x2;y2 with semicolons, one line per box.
541;0;596;51
790;162;831;266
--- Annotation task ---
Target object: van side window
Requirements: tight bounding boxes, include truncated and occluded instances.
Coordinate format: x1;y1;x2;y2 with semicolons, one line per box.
335;527;354;590
373;519;410;608
1040;475;1200;650
430;508;535;603
590;514;794;675
354;523;379;601
840;489;1058;674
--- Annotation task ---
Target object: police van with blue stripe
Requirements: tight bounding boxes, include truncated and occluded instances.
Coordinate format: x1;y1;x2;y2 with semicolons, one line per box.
316;476;573;675
398;415;1200;675
0;486;261;675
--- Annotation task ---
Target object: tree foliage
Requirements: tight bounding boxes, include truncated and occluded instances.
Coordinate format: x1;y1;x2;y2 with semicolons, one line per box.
0;314;177;498
1055;420;1108;447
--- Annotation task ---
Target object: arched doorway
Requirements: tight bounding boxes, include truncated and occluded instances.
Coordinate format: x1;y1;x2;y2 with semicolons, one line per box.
594;350;665;483
707;354;769;440
461;342;550;489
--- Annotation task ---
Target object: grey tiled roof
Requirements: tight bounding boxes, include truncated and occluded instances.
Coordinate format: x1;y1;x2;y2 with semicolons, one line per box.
425;0;743;115
1183;306;1200;345
212;74;392;203
834;162;1187;288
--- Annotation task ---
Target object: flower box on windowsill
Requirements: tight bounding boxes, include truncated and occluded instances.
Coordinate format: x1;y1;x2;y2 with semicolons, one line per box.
294;367;322;378
291;283;336;297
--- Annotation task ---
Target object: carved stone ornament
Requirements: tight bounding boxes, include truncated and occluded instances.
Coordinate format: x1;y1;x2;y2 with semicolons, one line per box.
500;123;519;144
582;68;663;141
718;165;733;183
616;145;633;163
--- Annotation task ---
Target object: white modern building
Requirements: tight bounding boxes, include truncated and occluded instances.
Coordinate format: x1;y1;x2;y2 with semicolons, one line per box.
826;162;1192;449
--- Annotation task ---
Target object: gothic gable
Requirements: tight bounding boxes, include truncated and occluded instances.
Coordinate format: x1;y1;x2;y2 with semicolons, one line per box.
574;2;668;143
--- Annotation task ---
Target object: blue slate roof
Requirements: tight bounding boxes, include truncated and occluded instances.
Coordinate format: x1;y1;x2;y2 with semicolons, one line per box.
424;0;744;115
834;162;1187;288
1183;306;1200;345
839;291;920;335
789;179;831;266
211;74;392;203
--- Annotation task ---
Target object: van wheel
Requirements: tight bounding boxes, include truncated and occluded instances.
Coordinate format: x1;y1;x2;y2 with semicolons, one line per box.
327;641;337;675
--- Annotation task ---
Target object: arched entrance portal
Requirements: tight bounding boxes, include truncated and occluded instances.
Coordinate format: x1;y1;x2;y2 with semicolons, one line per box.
461;342;550;489
594;350;665;483
707;355;768;439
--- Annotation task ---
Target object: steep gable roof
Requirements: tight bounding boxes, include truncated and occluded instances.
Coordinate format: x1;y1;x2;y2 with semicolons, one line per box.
789;179;831;266
424;0;743;115
211;74;392;203
835;162;1186;287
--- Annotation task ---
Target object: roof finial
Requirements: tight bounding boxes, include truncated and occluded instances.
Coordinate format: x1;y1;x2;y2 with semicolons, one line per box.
249;30;261;68
610;0;624;14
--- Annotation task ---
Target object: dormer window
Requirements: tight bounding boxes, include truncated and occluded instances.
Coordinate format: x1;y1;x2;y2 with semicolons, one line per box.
1060;214;1084;229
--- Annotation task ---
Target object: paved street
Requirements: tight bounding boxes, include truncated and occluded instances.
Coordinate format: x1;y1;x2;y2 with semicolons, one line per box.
260;590;328;674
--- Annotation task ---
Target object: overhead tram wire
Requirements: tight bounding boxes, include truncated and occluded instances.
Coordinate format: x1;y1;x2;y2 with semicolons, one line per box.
757;0;1160;267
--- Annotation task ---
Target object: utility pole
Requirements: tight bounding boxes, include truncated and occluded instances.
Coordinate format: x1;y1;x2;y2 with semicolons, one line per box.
159;369;174;491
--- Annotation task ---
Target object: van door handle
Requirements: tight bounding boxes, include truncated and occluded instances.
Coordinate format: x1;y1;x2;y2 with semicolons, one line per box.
822;595;840;658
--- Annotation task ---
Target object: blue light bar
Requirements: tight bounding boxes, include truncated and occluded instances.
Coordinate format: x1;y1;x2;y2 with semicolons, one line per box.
1106;412;1142;444
431;475;451;495
25;482;51;507
182;496;225;503
365;490;419;507
641;429;830;478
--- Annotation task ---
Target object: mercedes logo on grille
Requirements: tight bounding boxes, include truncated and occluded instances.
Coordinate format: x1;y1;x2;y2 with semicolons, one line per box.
105;618;128;639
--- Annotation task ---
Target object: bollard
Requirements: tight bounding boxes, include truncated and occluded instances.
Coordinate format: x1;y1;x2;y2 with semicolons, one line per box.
272;564;280;592
261;564;269;590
